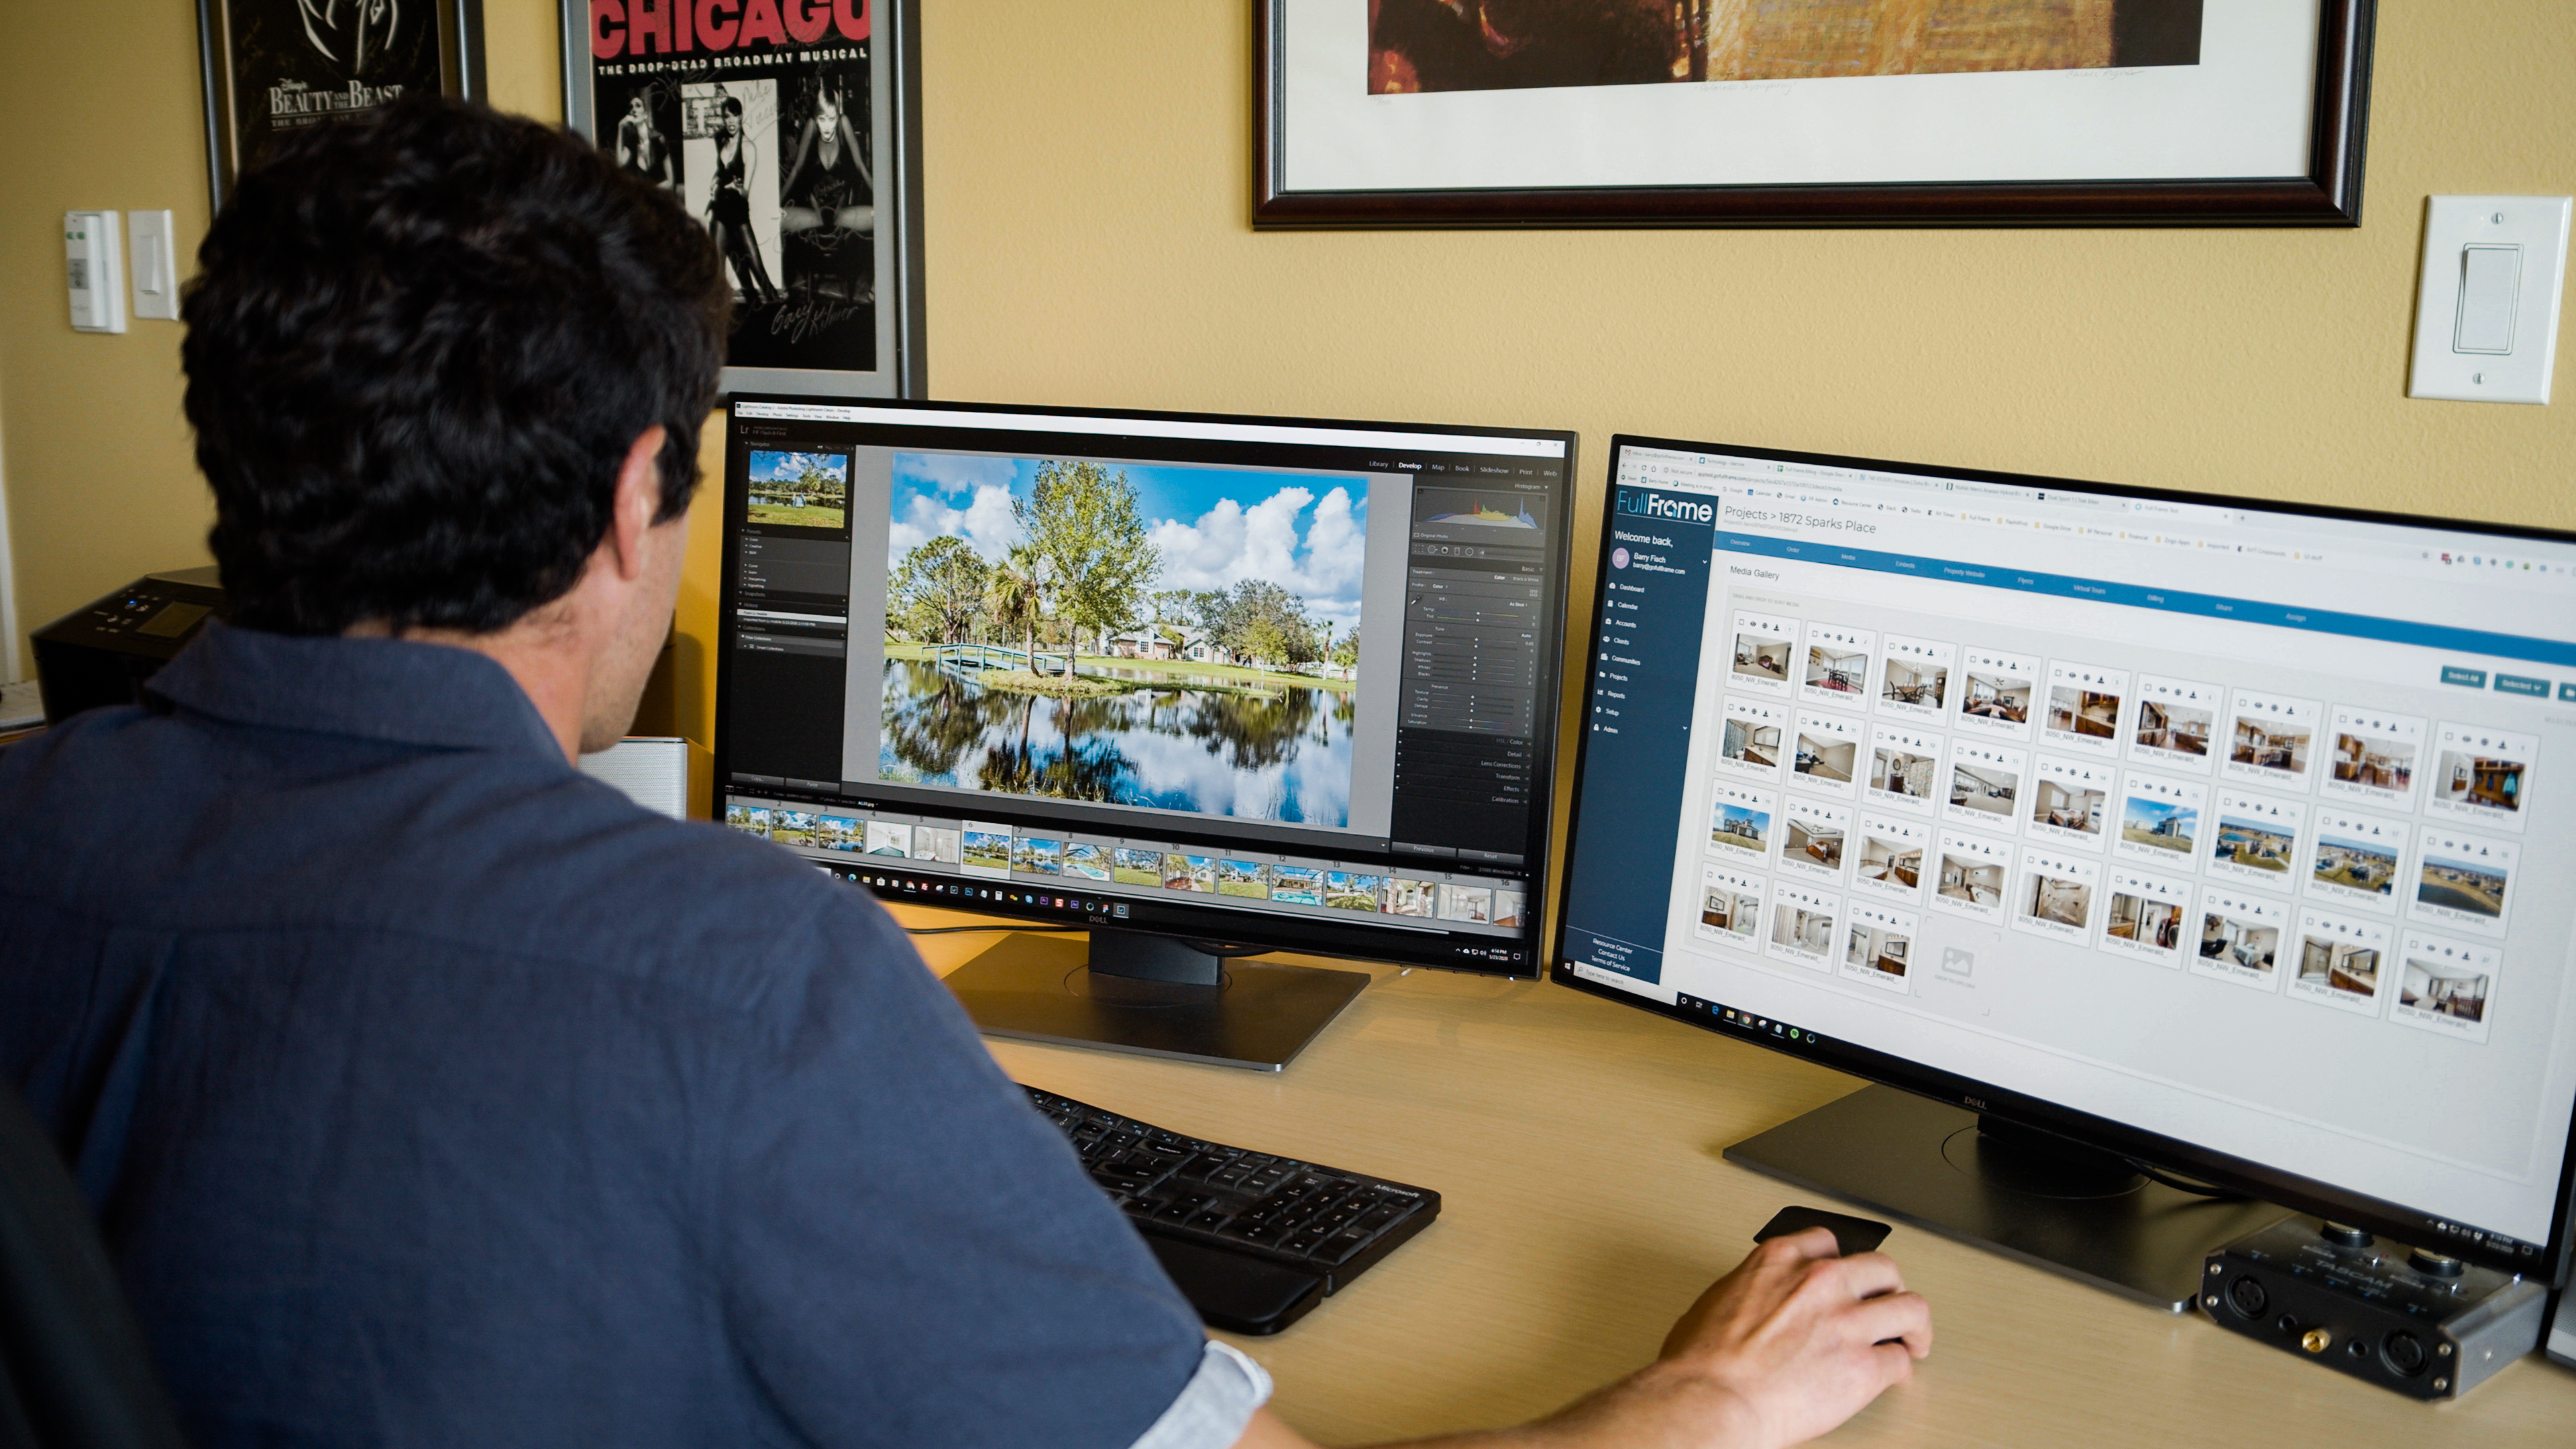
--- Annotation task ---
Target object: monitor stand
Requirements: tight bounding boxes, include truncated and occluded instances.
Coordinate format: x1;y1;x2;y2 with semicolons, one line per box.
941;928;1371;1073
1724;1085;2289;1311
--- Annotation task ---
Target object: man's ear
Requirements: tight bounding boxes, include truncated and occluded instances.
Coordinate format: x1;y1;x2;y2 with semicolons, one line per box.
606;425;670;582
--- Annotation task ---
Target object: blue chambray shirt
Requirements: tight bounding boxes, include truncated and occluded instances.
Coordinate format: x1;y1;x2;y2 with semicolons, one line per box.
0;622;1207;1448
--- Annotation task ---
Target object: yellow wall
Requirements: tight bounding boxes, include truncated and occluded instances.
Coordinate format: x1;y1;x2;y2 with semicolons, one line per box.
5;3;2571;819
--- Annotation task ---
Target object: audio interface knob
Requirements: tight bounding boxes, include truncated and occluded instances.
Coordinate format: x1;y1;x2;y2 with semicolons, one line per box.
2409;1248;2465;1279
2319;1222;2373;1248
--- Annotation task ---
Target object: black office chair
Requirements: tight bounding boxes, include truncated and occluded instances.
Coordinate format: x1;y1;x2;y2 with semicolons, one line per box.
0;1080;187;1449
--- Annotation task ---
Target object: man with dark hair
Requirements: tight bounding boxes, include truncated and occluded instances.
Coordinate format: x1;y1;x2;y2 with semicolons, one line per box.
0;97;1926;1449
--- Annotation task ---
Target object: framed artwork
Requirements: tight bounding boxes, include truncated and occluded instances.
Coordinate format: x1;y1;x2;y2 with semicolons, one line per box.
1258;0;2376;227
563;0;926;396
197;0;486;210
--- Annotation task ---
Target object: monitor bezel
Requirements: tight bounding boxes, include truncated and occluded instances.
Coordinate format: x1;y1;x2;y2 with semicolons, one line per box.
1548;432;2576;1285
712;392;1578;979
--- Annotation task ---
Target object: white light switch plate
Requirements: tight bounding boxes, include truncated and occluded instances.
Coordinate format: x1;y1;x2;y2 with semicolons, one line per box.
127;209;178;321
2409;195;2570;405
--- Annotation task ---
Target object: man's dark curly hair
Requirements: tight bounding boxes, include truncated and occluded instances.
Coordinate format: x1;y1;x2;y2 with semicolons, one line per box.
182;95;729;636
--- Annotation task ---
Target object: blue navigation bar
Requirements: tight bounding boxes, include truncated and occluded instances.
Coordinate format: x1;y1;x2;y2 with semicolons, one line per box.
1715;532;2576;669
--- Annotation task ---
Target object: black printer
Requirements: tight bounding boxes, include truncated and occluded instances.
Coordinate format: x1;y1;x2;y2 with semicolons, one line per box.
30;566;228;724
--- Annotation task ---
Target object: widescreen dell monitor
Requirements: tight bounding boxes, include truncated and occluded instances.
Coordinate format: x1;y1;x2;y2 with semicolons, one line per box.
1554;436;2576;1309
715;397;1574;1069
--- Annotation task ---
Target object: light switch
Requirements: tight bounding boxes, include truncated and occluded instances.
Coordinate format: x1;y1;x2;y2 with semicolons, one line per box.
65;210;125;333
128;209;179;321
2410;195;2570;405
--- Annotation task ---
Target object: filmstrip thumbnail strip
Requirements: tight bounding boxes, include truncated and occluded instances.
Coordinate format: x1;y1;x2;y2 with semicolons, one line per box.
722;800;1527;932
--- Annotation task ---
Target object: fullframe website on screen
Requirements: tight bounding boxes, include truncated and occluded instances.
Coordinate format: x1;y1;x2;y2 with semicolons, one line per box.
1560;445;2576;1262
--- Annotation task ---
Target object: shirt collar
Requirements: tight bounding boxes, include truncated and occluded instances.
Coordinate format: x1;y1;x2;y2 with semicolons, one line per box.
147;621;567;763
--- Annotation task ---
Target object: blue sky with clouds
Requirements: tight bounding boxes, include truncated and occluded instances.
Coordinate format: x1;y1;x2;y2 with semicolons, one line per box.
749;449;847;485
888;453;1370;631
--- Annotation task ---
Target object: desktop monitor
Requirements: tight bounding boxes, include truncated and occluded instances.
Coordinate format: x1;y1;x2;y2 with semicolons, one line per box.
715;396;1575;1069
1553;435;2576;1309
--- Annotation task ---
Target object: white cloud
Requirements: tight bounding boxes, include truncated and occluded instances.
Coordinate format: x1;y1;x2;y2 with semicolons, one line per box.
886;482;1024;571
896;453;1016;496
1144;484;1368;630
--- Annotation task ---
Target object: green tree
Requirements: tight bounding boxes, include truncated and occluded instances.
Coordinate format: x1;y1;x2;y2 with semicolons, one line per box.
988;546;1044;665
1197;580;1318;667
1330;625;1360;669
1016;460;1161;655
889;535;989;645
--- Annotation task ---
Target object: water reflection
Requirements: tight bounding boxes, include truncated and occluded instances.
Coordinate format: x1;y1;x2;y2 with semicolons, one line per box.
878;659;1354;826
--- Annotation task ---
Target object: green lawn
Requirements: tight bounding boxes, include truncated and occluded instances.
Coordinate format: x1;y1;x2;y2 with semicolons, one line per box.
2123;828;2190;851
1217;880;1271;899
748;502;845;529
1112;866;1161;887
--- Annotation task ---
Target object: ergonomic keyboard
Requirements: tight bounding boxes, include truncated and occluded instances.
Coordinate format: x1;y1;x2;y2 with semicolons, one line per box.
1023;1084;1440;1334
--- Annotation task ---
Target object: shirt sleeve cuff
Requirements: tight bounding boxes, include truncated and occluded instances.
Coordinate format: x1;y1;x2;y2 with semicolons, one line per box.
1128;1340;1275;1449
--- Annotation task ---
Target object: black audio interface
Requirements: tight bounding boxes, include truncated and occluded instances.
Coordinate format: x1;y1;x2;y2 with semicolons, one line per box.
2201;1216;2546;1399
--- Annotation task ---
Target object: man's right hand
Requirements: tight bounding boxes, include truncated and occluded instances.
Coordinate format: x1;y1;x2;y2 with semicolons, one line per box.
1233;1225;1931;1449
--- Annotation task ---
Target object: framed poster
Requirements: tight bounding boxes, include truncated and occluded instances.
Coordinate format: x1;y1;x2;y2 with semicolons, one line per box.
199;0;486;209
563;0;925;396
1258;0;2375;227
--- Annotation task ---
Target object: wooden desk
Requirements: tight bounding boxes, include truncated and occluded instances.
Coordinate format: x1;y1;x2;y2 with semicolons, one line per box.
895;905;2576;1446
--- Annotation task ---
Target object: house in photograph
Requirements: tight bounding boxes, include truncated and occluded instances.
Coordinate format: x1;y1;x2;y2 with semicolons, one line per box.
1870;749;1936;798
2105;894;2182;948
1857;835;1921;889
1806;645;1868;693
2200;915;2277;971
1713;807;1770;850
1960;674;2030;721
2214;818;2294;869
1733;633;1788;681
2311;837;2396;894
2231;718;2310;773
1772;905;1833;953
2330;734;2412;790
2437;753;2524;812
1882;659;1944;706
1949;763;2016;815
2121;798;2194;851
1788;818;1844;866
2401;963;2489;1022
1937;855;2006;906
1793;733;1857;783
2046;688;2120;739
1724;718;1783;767
2023;874;2088;926
2029;780;2103;834
2299;937;2379;996
2135;700;2211;755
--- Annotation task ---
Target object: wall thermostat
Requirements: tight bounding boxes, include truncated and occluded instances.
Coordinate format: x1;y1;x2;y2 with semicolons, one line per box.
65;209;127;334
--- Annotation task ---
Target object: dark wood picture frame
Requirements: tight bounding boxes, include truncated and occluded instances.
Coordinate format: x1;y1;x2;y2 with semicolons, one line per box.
1256;0;2376;229
197;0;486;211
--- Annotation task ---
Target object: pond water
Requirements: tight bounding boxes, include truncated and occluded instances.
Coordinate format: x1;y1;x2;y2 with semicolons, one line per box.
877;659;1354;826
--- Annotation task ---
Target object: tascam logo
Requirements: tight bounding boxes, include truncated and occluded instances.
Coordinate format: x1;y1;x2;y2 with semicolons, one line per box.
1616;488;1713;525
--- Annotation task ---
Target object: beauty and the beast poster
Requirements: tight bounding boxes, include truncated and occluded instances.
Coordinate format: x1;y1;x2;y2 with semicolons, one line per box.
211;0;457;193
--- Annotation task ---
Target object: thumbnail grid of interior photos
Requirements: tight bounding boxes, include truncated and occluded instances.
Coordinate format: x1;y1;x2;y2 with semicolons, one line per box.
723;804;1525;931
1694;611;2540;1046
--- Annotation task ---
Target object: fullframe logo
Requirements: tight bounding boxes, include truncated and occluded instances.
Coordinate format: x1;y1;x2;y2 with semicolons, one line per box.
1617;488;1714;525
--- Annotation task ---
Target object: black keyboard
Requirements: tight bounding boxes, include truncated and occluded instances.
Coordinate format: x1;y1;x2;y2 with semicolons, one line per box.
1024;1085;1440;1334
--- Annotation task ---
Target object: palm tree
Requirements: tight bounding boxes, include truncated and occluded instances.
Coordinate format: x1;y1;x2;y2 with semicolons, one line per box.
988;546;1043;672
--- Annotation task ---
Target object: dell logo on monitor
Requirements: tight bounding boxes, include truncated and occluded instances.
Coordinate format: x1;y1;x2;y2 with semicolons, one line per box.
1617;488;1714;525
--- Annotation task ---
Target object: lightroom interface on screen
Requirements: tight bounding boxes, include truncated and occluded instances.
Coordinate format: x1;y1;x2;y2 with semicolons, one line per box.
1562;444;2576;1260
718;402;1566;969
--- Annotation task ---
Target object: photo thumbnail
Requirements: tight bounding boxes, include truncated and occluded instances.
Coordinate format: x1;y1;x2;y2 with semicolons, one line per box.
2012;847;2098;943
1865;722;1941;811
771;810;818;847
1955;646;2037;738
2192;887;2288;992
1943;738;2025;828
863;820;911;856
816;815;861;852
1790;710;1864;796
1328;872;1387;912
2098;867;2192;967
2288;909;2390;1017
745;449;851;531
1729;610;1798;694
1717;697;1789;777
2115;771;2203;864
2042;661;2127;754
1801;623;1874;702
1839;901;1917;996
2026;755;2113;848
1436;881;1492;922
1931;829;2012;924
1269;863;1324;904
2393;931;2498;1044
1163;853;1216;892
961;824;1013;876
2221;690;2320;789
725;804;773;837
913;826;962;864
1013;836;1064;875
2129;674;2218;769
1491;890;1525;929
1694;864;1766;950
2426;722;2535;833
2322;706;2425;809
1708;782;1776;862
1112;847;1165;885
1384;877;1437;918
1780;796;1851;882
1059;843;1112;881
2408;828;2516;938
2304;808;2406;914
1766;883;1840;971
1877;634;1953;719
1216;858;1269;897
2206;789;2304;886
1852;813;1929;902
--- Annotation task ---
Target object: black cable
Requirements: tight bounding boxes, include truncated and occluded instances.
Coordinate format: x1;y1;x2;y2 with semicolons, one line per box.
2123;1157;2248;1199
900;924;1087;936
